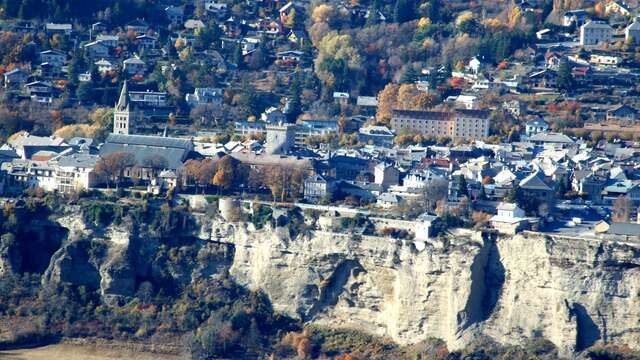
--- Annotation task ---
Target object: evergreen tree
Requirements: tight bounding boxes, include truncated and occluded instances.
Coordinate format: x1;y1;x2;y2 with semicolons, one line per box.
232;43;244;69
556;58;575;91
286;73;302;122
400;66;418;84
4;0;22;17
394;0;414;23
478;185;487;201
456;175;468;197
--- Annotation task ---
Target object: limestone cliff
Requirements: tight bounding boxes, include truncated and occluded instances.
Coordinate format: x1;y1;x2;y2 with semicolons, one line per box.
32;207;640;357
220;218;640;357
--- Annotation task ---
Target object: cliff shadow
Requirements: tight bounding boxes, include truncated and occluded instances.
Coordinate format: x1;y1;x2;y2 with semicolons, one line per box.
305;259;365;320
570;302;601;352
458;235;505;333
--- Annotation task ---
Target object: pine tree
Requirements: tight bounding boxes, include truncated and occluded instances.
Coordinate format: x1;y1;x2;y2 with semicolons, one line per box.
556;58;575;91
394;0;414;23
232;43;244;69
457;175;468;197
4;0;22;17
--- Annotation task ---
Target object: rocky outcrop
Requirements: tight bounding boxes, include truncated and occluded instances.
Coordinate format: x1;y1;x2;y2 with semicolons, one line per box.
221;218;640;357
18;205;640;357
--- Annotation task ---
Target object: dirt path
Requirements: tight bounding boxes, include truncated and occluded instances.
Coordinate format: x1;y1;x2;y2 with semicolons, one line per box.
0;343;185;360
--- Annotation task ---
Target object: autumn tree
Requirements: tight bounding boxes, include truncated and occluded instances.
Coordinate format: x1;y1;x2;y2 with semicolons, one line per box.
314;32;361;94
142;155;169;178
95;152;136;189
612;196;632;222
263;165;304;202
182;159;216;193
212;155;240;192
376;83;399;123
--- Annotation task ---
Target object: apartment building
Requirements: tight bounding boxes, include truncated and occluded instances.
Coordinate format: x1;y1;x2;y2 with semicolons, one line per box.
390;109;490;140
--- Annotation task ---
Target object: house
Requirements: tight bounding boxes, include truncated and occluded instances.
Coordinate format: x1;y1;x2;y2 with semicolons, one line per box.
279;2;298;24
455;95;478;109
185;88;224;107
276;50;303;64
333;92;350;105
374;163;400;190
95;59;114;74
580;21;612;46
327;155;370;180
376;192;403;208
563;9;589;27
303;174;336;202
261;107;286;123
519;171;556;209
25;81;55;104
83;41;110;59
136;34;157;50
39;50;66;68
8;132;67;159
45;23;72;35
536;28;552;41
3;68;27;89
95;35;119;48
126;19;149;34
165;5;185;24
529;132;575;147
356;96;378;114
91;22;108;33
287;30;306;45
606;104;638;123
589;54;622;65
54;152;99;193
625;19;640;44
490;202;529;234
123;57;146;75
605;1;631;16
185;19;206;32
525;118;549;137
205;1;228;15
358;125;394;147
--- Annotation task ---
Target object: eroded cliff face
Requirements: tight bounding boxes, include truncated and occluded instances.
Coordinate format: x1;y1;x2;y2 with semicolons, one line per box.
26;208;640;357
220;218;640;357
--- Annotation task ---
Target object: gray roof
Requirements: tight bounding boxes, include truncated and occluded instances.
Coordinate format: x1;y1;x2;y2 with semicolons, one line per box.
57;153;99;168
607;222;640;236
100;134;193;170
105;133;192;150
519;171;553;191
529;132;574;144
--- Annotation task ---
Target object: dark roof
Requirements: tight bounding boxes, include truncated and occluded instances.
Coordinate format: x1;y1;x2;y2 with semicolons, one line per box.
105;133;192;150
392;109;490;121
519;171;553;191
392;109;450;121
607;222;640;236
100;134;193;170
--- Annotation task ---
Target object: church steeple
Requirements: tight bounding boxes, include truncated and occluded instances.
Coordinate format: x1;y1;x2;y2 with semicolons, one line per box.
115;80;129;112
113;80;136;135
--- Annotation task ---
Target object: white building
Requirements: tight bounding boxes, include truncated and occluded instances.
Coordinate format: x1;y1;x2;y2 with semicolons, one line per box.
625;19;640;44
490;202;528;234
580;21;612;46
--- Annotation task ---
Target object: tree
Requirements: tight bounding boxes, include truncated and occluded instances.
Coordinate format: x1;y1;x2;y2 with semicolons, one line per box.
95;152;136;189
394;0;414;23
456;175;468;197
142;155;169;178
314;32;361;93
557;58;575;92
264;165;304;202
182;159;216;193
612;196;632;222
376;83;399;123
212;155;239;192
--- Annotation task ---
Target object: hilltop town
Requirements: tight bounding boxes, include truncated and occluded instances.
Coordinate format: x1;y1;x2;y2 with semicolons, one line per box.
1;0;640;358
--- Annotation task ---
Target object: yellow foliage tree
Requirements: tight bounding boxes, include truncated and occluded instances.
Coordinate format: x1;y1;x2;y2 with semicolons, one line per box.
311;4;336;24
376;83;399;124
